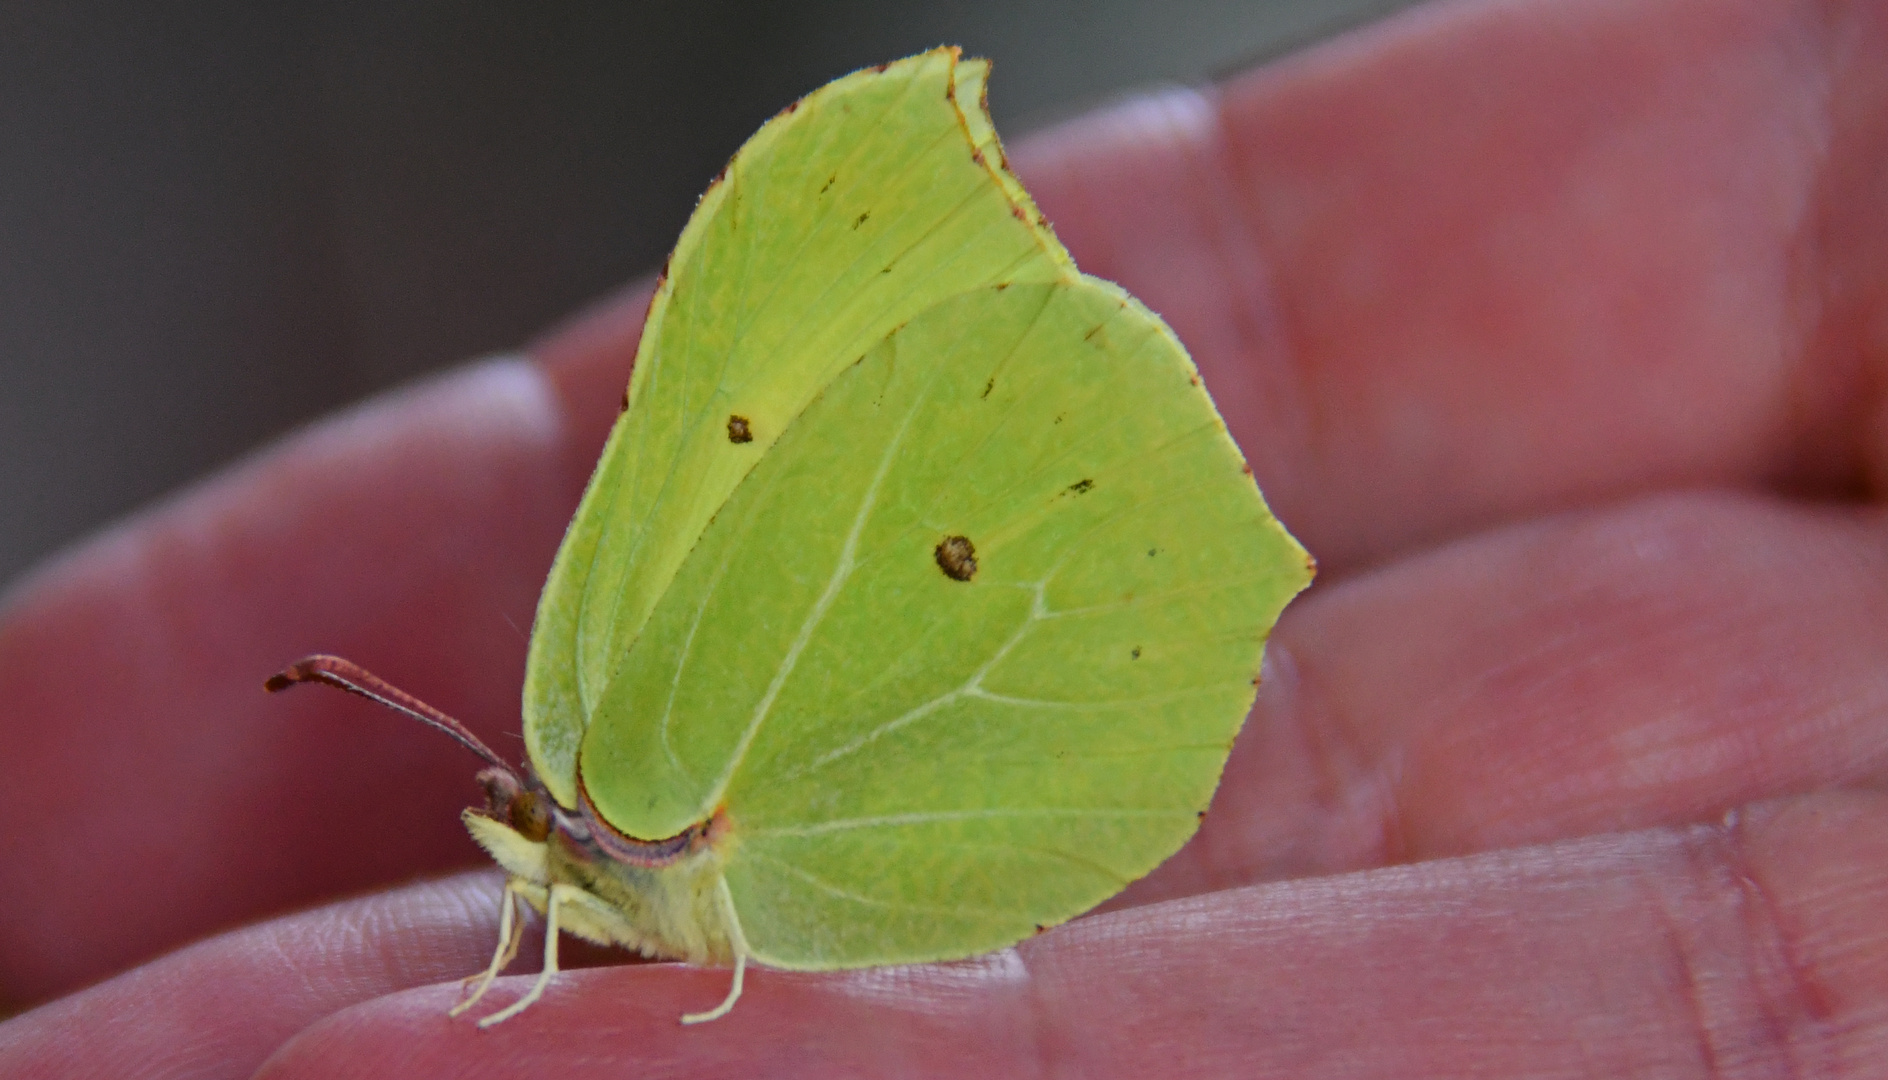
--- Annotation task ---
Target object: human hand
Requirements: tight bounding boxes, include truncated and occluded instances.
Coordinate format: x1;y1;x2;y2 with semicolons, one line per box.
3;0;1885;1075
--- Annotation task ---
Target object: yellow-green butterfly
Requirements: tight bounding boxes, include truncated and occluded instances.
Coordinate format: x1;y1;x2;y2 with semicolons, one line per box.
269;46;1312;1027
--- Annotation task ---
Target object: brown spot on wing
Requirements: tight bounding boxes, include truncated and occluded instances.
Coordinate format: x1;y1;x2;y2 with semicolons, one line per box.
935;535;977;581
726;415;754;443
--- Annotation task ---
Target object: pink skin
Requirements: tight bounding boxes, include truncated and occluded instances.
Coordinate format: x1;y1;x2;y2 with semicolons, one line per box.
3;0;1887;1074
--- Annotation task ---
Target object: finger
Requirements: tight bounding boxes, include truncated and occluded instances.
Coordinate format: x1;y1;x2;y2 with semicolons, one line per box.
1134;490;1888;904
0;873;503;1080
0;360;587;1008
253;790;1888;1079
1017;0;1888;570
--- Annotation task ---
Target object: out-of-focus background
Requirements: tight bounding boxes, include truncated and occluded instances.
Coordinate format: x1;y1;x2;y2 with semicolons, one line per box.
0;0;1419;589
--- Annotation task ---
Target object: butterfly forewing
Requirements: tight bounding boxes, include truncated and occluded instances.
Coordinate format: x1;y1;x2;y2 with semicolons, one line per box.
523;48;1073;805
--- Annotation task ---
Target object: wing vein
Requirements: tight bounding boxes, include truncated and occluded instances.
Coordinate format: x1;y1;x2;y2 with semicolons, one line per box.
1036;572;1286;619
963;683;1241;711
739;848;1014;918
774;578;1045;782
748;806;1193;839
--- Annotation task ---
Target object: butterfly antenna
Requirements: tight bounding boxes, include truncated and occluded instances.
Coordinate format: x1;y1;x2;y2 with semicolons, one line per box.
266;654;513;773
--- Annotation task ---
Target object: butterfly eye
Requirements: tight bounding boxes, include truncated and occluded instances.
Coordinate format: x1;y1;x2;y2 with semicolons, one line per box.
507;787;552;842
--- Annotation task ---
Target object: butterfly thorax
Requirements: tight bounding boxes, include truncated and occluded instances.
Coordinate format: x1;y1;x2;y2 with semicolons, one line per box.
463;763;737;966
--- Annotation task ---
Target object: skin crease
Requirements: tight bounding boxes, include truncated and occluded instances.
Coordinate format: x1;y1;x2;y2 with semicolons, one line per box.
2;0;1886;1073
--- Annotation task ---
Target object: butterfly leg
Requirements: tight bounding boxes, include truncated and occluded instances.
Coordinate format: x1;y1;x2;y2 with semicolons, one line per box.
679;952;746;1025
450;877;527;1017
680;877;752;1024
476;882;576;1028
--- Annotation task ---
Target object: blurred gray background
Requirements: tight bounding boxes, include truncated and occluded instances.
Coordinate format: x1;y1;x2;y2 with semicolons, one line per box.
0;0;1417;589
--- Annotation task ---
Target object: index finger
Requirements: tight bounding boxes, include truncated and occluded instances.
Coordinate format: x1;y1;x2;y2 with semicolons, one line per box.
1017;0;1886;572
256;791;1888;1078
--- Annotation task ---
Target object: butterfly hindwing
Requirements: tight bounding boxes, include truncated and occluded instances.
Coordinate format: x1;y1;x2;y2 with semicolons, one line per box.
579;279;1312;967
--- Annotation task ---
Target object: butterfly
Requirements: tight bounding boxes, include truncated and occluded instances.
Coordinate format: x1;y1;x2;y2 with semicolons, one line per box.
269;45;1312;1027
